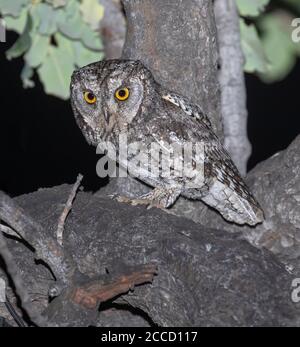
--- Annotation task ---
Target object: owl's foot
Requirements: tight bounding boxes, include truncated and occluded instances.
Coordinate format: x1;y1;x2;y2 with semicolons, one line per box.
116;187;181;210
116;195;160;209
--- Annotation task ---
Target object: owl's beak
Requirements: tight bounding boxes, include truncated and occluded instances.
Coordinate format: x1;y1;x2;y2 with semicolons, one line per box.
103;108;110;124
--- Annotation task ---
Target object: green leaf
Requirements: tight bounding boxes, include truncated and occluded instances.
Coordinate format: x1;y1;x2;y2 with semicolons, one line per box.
259;12;298;82
24;33;50;68
54;32;76;64
56;0;82;39
80;0;104;30
34;3;59;35
72;40;103;67
37;43;75;100
55;32;102;67
21;63;35;88
240;19;269;74
0;0;28;17
6;14;32;60
236;0;270;17
80;24;103;51
46;0;68;8
56;0;102;51
4;7;28;34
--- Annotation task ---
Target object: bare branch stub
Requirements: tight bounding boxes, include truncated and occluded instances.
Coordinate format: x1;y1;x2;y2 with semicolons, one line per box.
57;174;83;246
70;265;158;309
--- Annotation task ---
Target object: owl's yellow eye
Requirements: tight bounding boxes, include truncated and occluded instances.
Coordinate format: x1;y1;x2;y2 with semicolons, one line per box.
84;91;97;104
115;87;130;101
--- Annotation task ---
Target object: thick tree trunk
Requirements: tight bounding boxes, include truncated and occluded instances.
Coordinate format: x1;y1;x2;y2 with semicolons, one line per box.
122;0;222;138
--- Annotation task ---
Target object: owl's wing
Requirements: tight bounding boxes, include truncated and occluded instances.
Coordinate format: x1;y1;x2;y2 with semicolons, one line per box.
201;137;264;225
162;90;264;226
161;92;212;128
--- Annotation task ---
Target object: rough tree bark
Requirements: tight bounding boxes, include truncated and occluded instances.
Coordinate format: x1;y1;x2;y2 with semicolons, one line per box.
122;0;222;138
1;186;299;326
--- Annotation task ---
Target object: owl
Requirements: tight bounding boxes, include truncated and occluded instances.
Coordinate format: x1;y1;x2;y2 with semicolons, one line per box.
70;59;264;226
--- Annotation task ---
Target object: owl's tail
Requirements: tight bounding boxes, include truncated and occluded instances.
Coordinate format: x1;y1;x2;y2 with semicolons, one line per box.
201;178;264;226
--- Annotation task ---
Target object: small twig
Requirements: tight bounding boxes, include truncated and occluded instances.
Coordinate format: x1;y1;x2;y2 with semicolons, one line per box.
71;264;158;309
56;174;83;246
0;231;46;326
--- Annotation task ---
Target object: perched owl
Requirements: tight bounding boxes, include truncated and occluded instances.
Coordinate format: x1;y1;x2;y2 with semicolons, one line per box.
70;60;264;226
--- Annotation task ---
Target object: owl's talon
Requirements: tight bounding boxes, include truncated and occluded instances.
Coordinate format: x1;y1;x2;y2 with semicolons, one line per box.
147;203;165;211
108;194;117;200
115;188;180;210
115;195;132;204
115;194;167;210
115;195;150;207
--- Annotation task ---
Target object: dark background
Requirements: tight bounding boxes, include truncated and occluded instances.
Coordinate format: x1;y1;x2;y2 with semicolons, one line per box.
0;31;299;197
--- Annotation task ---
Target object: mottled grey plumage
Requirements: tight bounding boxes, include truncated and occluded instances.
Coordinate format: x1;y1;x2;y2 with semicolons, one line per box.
70;59;264;226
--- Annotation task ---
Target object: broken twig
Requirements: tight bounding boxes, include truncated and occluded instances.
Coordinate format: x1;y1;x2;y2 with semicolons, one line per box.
71;264;158;309
57;174;83;246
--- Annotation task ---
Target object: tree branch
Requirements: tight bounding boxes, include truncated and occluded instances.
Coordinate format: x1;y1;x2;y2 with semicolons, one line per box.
214;0;251;175
0;231;46;326
0;191;76;285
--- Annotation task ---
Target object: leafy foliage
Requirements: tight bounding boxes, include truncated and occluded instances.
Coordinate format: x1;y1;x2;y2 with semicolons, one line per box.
237;0;300;82
0;0;103;99
259;11;300;82
240;19;269;74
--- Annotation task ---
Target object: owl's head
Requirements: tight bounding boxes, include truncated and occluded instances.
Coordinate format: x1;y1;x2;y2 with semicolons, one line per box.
70;59;155;146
